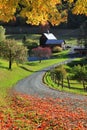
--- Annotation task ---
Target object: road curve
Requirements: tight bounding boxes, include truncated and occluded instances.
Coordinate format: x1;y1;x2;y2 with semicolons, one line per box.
14;59;87;101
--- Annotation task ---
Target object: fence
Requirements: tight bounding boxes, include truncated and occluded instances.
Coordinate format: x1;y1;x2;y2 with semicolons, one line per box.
50;74;87;92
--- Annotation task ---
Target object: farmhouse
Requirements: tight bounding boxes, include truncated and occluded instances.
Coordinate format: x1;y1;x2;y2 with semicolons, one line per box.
40;33;65;49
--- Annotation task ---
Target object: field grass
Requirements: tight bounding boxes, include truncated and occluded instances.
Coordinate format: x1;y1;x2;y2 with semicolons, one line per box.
6;34;41;45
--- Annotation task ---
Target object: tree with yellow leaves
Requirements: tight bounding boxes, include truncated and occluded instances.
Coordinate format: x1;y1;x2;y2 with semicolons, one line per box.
0;0;19;22
19;0;67;26
65;0;87;16
0;0;67;26
0;0;87;26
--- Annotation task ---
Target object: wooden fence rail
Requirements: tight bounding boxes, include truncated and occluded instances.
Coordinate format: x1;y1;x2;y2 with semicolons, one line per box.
51;75;87;92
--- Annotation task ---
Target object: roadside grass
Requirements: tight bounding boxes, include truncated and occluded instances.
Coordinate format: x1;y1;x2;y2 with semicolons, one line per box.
44;58;87;95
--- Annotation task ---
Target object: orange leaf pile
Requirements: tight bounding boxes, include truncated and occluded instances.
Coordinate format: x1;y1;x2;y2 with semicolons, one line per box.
0;92;87;130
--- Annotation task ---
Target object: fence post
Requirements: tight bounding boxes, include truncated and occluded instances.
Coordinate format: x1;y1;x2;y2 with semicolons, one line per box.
58;80;60;87
67;76;70;89
61;76;64;88
82;79;86;91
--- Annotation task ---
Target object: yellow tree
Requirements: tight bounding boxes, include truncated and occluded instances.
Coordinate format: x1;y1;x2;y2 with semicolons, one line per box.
72;0;87;16
19;0;67;26
0;0;87;25
0;0;19;22
67;0;87;16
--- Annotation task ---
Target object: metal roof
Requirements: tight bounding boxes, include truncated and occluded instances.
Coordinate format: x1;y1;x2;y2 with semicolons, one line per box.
46;40;64;44
43;33;57;40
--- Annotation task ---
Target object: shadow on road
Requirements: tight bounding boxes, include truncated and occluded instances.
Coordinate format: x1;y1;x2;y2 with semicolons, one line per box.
19;66;35;72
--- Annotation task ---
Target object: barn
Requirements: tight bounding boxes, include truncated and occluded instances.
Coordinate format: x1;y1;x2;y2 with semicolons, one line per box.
40;33;65;49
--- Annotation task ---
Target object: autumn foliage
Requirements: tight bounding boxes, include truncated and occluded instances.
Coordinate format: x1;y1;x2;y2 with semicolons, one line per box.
0;0;87;25
32;47;51;62
0;92;87;130
0;0;19;22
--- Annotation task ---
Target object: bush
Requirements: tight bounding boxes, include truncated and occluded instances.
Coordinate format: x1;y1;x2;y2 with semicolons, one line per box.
0;26;5;42
52;46;62;53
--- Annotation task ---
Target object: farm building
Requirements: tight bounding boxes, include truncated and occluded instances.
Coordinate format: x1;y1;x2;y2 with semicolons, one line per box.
40;33;65;49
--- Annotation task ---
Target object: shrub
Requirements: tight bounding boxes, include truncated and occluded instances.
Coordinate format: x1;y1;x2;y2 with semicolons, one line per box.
32;47;52;62
52;46;62;53
0;26;5;42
